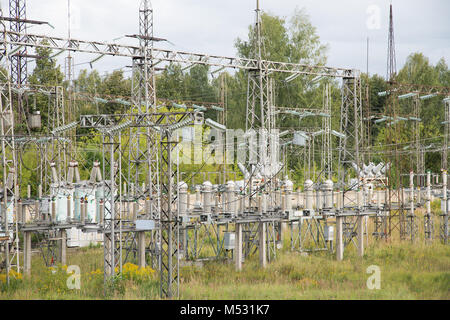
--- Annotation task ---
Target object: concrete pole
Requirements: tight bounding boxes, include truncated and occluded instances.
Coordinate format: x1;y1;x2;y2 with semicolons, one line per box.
426;172;431;216
60;230;67;265
357;188;364;257
410;171;415;241
443;170;448;244
17;200;23;224
235;223;242;271
336;215;343;261
425;171;432;241
27;185;31;199
138;231;146;268
24;231;32;276
358;215;364;257
259;222;266;268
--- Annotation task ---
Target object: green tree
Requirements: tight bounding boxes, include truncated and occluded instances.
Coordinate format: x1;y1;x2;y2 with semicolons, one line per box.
28;41;64;86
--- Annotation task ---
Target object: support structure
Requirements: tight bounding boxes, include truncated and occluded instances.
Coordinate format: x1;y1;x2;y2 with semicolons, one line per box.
0;10;20;284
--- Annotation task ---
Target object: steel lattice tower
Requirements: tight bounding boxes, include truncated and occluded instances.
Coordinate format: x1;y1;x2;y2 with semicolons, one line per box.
386;3;396;82
128;0;161;269
245;0;278;208
338;70;363;188
385;3;406;239
443;99;450;171
0;6;20;286
322;83;332;181
8;0;27;86
8;0;27;128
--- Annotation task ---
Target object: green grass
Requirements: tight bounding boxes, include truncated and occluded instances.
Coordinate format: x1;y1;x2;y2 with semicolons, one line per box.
0;239;449;300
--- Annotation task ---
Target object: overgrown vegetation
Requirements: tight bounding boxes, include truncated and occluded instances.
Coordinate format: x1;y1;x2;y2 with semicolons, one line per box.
0;239;448;300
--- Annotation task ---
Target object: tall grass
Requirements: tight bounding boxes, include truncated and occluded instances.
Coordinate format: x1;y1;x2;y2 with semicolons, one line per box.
0;233;448;300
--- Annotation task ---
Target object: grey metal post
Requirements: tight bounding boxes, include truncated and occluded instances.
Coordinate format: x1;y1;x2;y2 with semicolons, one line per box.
357;188;364;257
24;231;32;275
425;171;432;241
235;223;242;270
259;222;266;268
443;170;448;244
17;199;22;224
409;171;415;241
138;231;146;268
336;215;343;261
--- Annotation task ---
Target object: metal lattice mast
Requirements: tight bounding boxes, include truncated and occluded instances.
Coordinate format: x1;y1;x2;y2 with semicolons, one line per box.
159;128;179;298
385;3;406;239
129;0;160;267
45;87;67;194
443;99;450;171
413;95;424;176
219;74;227;126
363;83;372;163
0;8;19;284
386;3;396;82
338;70;363;189
65;0;76;159
102;131;123;287
442;99;450;244
8;0;27;128
322;83;332;180
8;0;27;85
245;0;275;207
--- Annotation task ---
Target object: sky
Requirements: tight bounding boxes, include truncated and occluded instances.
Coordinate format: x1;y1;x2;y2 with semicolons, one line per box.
1;0;449;80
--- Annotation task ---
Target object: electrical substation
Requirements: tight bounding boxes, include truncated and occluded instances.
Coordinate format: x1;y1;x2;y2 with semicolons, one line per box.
0;0;449;299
